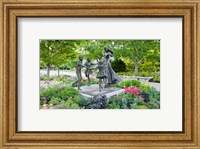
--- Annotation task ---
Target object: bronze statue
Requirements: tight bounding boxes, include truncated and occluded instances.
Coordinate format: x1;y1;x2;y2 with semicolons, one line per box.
72;47;122;92
84;58;93;86
73;55;84;90
104;46;122;85
96;57;108;92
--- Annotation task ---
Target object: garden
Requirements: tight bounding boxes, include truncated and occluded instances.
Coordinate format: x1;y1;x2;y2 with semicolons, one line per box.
40;40;160;109
40;76;160;109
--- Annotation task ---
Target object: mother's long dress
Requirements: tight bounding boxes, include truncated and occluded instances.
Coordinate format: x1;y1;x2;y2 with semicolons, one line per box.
105;52;122;84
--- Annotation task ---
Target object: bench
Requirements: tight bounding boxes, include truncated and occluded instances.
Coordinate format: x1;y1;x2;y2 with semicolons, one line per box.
120;76;153;83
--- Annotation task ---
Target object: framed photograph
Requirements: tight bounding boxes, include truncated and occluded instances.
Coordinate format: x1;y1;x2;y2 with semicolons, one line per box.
0;0;199;148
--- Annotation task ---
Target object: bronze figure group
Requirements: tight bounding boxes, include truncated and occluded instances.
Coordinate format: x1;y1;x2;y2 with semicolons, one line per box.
74;46;122;91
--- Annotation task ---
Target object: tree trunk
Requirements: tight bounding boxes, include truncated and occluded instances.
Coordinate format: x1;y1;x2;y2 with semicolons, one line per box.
58;69;60;78
134;48;139;76
134;59;138;76
47;64;51;81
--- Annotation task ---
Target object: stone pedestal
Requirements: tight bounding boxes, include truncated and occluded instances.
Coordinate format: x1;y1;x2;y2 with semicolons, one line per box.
78;84;124;99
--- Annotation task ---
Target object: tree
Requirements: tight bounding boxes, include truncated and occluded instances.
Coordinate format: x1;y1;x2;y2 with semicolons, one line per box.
40;40;79;79
75;40;160;75
40;40;160;79
113;40;160;75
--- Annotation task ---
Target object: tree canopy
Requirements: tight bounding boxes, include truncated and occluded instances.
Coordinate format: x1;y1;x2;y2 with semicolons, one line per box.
40;40;160;77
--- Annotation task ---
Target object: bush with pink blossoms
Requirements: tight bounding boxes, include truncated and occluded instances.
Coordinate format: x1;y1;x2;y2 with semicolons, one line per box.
124;86;141;98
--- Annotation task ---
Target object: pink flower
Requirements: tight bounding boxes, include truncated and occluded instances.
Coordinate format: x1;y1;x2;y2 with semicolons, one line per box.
124;86;141;97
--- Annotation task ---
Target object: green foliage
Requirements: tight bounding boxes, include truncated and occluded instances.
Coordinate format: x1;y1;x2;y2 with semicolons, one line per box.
140;86;160;109
49;97;61;105
40;82;160;109
107;80;160;109
111;59;126;72
65;100;81;109
40;84;83;109
40;40;81;79
107;94;124;109
106;101;121;109
60;74;69;80
40;40;79;67
40;61;46;69
40;39;160;80
118;80;142;88
130;103;137;109
40;75;57;81
137;105;149;109
113;40;160;74
59;64;70;70
144;86;160;101
40;85;63;101
40;75;48;81
150;72;160;82
58;87;80;102
108;93;146;109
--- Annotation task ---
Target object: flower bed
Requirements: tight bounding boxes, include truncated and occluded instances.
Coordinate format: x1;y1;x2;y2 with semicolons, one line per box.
40;79;160;109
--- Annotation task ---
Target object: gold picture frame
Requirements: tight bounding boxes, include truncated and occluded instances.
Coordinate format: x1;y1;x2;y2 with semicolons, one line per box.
0;0;199;148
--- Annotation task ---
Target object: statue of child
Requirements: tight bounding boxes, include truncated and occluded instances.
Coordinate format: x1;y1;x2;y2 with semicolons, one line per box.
96;57;108;92
72;55;85;90
84;58;93;86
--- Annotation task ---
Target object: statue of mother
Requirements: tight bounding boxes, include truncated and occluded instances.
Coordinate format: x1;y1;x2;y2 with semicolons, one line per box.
104;46;122;84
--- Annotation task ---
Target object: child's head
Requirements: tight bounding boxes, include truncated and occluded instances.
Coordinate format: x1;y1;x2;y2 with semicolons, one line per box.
87;58;91;62
78;55;83;61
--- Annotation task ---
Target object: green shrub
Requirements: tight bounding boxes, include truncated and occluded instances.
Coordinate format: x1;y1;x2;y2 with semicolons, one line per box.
40;79;160;109
118;80;142;88
107;101;121;109
70;103;81;109
146;101;160;109
140;86;160;109
50;76;55;81
144;86;160;101
130;103;137;109
111;59;126;72
79;99;91;109
40;85;64;101
107;94;124;109
108;93;145;109
40;85;82;106
49;97;61;105
59;75;71;82
150;72;160;82
40;75;48;81
137;72;148;77
137;105;149;109
58;87;81;101
64;100;81;109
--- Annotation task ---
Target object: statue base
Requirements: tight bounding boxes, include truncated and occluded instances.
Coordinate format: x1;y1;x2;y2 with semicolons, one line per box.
78;84;124;100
